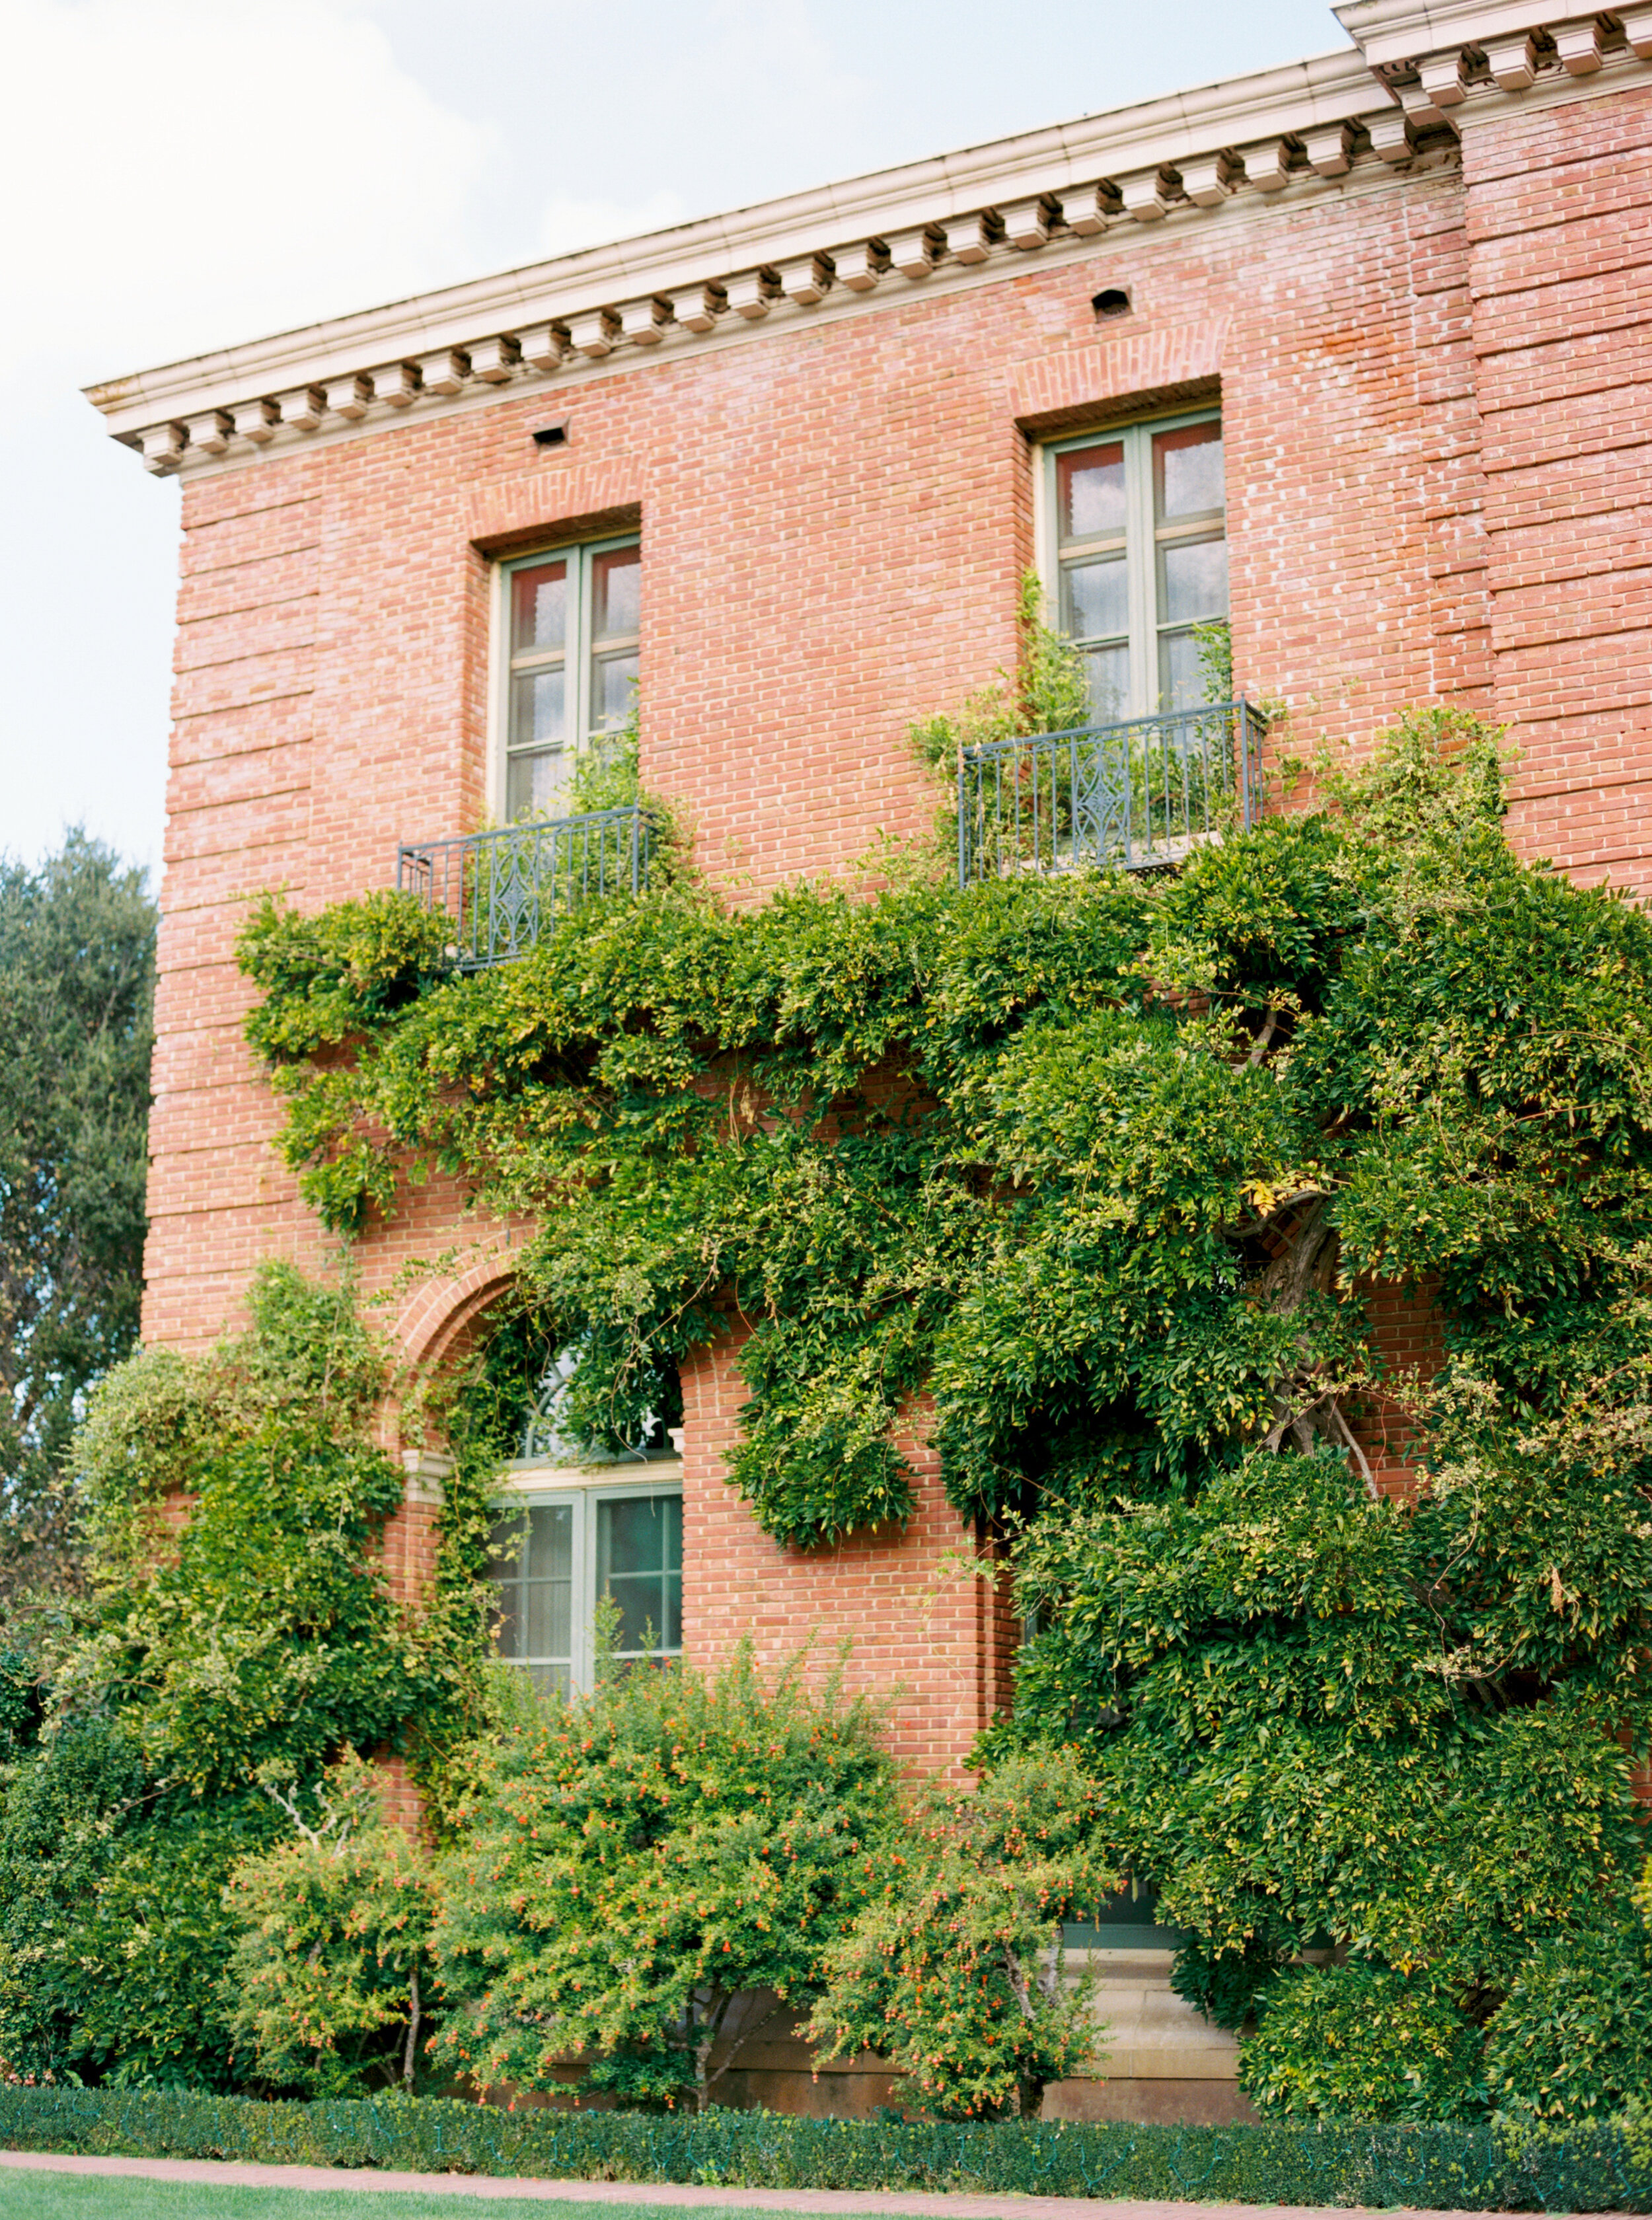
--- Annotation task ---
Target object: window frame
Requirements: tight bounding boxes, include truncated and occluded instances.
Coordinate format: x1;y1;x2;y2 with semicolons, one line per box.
1035;405;1226;724
488;531;641;823
488;1461;683;1694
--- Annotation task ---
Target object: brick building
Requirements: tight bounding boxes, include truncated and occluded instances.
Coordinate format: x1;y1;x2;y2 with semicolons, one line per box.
86;0;1652;2118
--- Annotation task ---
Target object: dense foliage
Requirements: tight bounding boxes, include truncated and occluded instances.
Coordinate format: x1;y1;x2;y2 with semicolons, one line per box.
0;1267;463;2087
0;832;154;1602
432;1645;894;2108
224;1754;435;2097
809;1747;1115;2119
239;708;1652;2120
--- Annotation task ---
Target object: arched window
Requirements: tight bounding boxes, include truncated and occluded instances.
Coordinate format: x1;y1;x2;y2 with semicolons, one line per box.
485;1342;682;1694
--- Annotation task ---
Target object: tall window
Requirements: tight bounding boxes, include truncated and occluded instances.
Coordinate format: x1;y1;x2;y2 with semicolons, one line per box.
498;535;640;821
487;1487;682;1695
487;1343;681;1695
1044;411;1226;723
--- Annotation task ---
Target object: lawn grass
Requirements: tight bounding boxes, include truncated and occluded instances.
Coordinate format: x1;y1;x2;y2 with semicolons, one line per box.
0;2180;891;2220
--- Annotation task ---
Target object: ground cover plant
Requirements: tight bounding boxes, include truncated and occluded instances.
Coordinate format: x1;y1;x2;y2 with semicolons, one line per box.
235;706;1652;2121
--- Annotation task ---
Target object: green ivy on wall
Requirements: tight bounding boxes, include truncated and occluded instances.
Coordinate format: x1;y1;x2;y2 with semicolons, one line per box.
236;710;1652;2118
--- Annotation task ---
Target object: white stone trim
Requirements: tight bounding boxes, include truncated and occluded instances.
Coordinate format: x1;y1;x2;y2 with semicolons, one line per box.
402;1448;453;1507
88;1;1652;478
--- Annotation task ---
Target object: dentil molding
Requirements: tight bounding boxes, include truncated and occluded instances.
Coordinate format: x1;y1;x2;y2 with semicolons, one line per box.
85;1;1652;478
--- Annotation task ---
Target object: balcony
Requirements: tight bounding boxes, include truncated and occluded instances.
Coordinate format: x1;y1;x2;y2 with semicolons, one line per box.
956;698;1267;889
397;804;653;970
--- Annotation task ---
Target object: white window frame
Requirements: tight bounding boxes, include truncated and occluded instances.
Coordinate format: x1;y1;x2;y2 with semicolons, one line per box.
1035;406;1225;724
488;531;640;823
489;1459;683;1694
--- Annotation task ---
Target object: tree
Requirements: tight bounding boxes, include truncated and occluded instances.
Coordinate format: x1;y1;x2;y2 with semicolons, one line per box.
0;831;154;1602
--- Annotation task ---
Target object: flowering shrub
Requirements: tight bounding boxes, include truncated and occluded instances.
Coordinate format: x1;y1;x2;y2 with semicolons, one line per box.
223;1754;435;2098
431;1646;894;2108
809;1747;1115;2119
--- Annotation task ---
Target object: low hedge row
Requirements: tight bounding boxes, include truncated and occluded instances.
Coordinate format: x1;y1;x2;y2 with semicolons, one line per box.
3;2086;1652;2211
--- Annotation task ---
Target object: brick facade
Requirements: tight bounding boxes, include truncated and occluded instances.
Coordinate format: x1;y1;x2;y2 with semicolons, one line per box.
106;18;1652;1772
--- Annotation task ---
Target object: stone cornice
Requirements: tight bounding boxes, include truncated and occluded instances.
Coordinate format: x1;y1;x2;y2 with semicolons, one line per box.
84;6;1651;476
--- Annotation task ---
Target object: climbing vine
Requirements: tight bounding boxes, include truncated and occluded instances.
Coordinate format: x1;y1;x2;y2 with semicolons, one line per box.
237;710;1652;2117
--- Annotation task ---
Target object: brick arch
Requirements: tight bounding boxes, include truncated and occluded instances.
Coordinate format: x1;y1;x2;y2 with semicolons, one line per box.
394;1255;524;1378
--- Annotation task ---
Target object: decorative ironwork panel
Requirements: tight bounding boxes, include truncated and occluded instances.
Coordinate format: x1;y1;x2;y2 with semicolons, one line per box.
396;805;652;969
956;698;1267;889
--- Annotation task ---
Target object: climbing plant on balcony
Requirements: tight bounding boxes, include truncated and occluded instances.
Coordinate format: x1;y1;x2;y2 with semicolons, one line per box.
241;708;1652;2118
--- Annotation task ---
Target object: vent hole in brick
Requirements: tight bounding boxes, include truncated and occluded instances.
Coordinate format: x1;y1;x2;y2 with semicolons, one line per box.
1092;287;1131;320
533;418;570;449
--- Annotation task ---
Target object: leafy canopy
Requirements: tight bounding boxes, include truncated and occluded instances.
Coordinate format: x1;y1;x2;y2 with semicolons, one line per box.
0;831;153;1602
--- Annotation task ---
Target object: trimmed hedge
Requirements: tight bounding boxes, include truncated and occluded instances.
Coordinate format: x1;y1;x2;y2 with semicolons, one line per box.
2;2087;1651;2210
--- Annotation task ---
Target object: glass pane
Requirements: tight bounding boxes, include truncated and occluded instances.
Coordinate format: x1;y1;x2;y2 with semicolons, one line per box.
510;667;564;752
1080;643;1129;723
507;749;568;821
512;561;568;655
1154;423;1224;523
493;1591;522;1660
1057;443;1125;542
593;651;638;733
1063;556;1127;644
529;1502;574;1580
1159;630;1207;712
486;1513;527;1582
529;1662;571;1697
526;1576;572;1660
1161;538;1228;626
601;1494;670;1577
592;546;640;640
598;1495;682;1656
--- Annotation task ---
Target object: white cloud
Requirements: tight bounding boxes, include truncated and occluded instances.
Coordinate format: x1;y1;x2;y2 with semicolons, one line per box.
0;0;490;870
0;0;490;379
540;189;689;259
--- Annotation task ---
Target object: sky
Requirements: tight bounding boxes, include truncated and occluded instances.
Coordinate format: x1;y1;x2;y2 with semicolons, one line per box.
0;0;1347;879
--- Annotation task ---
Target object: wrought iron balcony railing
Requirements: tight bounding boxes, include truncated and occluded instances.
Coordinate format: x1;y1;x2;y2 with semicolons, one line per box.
956;698;1267;889
397;804;652;969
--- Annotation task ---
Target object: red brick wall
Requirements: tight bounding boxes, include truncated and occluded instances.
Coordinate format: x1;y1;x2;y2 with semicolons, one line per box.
1461;84;1652;894
145;86;1652;1756
680;1329;1004;1778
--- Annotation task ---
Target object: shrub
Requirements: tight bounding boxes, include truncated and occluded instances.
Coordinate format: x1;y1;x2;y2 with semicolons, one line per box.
1241;1962;1485;2122
431;1644;894;2107
1483;1913;1652;2125
2;1265;469;2088
809;1746;1116;2120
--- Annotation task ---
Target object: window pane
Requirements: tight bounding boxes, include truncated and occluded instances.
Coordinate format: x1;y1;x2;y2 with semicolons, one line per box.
598;1494;682;1657
1154;423;1224;523
486;1513;527;1582
593;651;639;733
529;1502;574;1580
494;1592;522;1659
529;1663;570;1698
1080;643;1129;723
592;546;640;640
512;561;568;655
1057;443;1125;542
1158;630;1207;712
1160;538;1228;626
526;1574;572;1660
510;667;565;751
507;749;569;821
1063;556;1127;644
